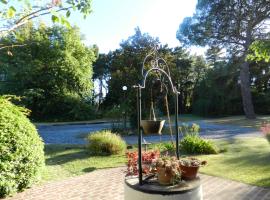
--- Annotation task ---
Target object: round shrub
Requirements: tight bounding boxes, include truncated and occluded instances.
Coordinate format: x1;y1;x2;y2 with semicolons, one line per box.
0;97;44;197
180;135;218;154
87;130;126;155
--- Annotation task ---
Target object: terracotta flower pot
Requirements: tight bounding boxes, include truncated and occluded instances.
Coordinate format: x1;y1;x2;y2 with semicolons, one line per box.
141;120;165;135
156;167;173;185
180;164;199;180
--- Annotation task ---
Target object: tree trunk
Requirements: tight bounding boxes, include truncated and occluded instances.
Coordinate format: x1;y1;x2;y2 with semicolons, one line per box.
239;61;256;119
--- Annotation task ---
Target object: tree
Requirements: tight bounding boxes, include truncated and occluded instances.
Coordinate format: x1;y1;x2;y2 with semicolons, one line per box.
248;39;270;62
93;53;110;111
0;0;92;50
0;24;96;120
177;0;270;119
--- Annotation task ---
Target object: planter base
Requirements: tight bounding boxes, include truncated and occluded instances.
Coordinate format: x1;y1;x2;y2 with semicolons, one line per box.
125;177;202;200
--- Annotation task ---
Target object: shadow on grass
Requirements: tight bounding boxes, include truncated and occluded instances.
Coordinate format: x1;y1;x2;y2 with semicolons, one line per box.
45;144;87;155
213;137;270;167
253;177;270;188
82;167;96;173
45;149;90;166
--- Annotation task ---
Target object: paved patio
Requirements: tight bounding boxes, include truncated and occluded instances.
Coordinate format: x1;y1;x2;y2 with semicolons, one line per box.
3;167;270;200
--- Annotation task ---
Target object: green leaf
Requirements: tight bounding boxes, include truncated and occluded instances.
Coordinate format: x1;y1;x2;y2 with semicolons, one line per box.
66;10;71;17
60;16;71;28
51;15;59;23
7;6;16;18
0;0;8;4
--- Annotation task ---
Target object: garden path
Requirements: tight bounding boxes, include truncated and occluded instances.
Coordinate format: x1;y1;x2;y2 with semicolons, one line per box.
4;167;270;200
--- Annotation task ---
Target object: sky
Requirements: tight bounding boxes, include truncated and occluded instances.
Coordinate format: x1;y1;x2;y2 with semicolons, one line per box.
65;0;202;54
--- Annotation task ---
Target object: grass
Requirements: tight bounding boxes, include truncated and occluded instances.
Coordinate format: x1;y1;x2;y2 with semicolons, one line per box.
205;115;270;129
40;136;270;188
195;137;270;187
41;144;126;183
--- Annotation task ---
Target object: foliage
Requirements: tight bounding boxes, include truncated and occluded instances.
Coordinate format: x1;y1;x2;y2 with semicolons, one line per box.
0;97;44;197
156;157;181;185
87;130;126;155
100;27;207;128
192;60;242;116
0;0;92;43
248;40;270;62
179;123;200;137
126;151;160;176
179;157;207;167
177;0;270;119
0;24;96;121
180;135;218;155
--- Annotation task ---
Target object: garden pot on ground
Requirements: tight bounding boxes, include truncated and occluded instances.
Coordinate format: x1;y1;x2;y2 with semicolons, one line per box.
141;120;165;135
180;165;199;180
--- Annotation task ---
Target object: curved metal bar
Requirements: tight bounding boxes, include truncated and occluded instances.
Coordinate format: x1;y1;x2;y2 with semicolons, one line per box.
140;67;179;94
141;46;172;79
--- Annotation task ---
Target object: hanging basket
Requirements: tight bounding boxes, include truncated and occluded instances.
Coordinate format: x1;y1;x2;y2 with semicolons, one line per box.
141;120;165;135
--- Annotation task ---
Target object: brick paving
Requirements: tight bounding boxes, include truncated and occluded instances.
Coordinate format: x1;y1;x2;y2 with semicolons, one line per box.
3;167;270;200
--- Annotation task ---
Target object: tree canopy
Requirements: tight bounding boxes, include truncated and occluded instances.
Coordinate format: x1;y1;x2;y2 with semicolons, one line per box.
176;0;270;119
0;0;92;50
0;23;96;120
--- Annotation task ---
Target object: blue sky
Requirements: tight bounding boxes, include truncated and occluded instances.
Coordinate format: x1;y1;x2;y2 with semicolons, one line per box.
66;0;199;53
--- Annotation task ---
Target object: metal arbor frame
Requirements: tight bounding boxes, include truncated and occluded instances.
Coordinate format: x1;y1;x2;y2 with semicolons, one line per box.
133;46;180;185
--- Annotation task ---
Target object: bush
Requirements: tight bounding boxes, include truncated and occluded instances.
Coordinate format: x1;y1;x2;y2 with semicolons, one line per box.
179;123;200;137
180;135;218;154
87;130;126;155
0;97;44;197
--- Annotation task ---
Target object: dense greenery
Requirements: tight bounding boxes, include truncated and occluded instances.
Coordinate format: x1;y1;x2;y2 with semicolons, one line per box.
0;1;269;122
0;97;44;197
248;39;270;62
179;123;218;154
0;24;96;121
95;28;207;126
177;0;270;119
87;130;126;155
0;0;92;44
180;135;218;154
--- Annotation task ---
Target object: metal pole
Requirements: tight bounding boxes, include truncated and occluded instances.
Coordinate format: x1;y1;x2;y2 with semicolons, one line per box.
122;86;127;130
175;91;179;159
137;86;143;185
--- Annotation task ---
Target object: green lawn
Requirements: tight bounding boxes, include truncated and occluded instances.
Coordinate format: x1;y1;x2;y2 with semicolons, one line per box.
41;137;270;187
196;137;270;187
41;145;126;183
205;115;270;129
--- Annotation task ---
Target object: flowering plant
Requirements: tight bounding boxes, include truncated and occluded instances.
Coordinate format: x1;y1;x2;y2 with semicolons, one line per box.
260;122;270;143
126;150;160;176
179;157;207;167
156;156;181;185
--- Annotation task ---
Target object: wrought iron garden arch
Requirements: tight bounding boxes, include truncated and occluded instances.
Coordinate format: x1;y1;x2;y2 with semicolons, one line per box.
133;45;180;185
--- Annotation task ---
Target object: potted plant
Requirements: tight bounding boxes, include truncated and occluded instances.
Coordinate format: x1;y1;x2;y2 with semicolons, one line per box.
179;158;207;180
126;151;160;176
155;157;181;185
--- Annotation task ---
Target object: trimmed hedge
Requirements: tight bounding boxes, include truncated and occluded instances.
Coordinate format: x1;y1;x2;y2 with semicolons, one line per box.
87;130;126;155
0;97;44;197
